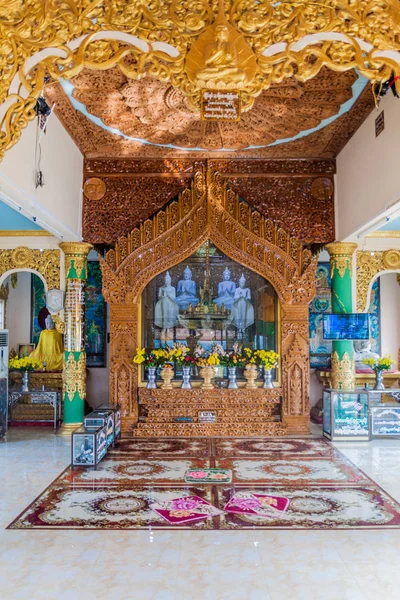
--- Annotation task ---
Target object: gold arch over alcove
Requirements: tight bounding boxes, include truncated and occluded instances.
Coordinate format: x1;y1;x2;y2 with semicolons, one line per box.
101;168;317;435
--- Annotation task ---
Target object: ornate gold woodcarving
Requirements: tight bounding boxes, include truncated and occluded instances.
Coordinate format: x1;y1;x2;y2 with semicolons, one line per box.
357;249;400;312
104;168;316;435
82;157;335;244
47;68;369;159
383;249;400;270
0;247;60;289
83;178;106;201
1;0;396;161
326;242;357;278
63;351;87;401
109;305;138;420
331;351;355;391
135;387;285;437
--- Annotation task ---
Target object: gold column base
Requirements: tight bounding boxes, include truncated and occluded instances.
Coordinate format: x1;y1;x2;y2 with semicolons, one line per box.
57;422;82;436
331;351;355;392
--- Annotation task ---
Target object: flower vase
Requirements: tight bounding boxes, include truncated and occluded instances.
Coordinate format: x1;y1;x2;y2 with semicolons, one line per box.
200;366;215;389
228;366;238;389
146;366;157;389
160;367;173;389
263;368;274;389
244;364;258;389
181;366;192;389
374;369;385;391
22;371;30;393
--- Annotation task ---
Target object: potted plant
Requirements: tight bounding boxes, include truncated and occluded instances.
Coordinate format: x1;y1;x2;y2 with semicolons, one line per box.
362;355;395;390
254;350;279;388
132;347;169;389
197;352;220;389
218;343;246;389
168;343;196;388
243;347;258;388
9;356;43;392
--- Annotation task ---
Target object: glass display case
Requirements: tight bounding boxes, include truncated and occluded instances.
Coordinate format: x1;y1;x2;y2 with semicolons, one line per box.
141;241;278;383
323;388;400;441
94;404;121;441
323;389;369;441
71;424;107;469
85;409;114;447
369;389;400;438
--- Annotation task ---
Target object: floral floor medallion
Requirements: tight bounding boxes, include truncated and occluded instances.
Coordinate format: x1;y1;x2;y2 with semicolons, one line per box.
8;437;400;530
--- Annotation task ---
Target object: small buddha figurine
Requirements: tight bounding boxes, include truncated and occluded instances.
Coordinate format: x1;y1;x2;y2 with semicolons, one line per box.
154;271;179;330
196;24;247;86
176;266;199;310
213;267;236;309
30;314;64;371
230;273;254;331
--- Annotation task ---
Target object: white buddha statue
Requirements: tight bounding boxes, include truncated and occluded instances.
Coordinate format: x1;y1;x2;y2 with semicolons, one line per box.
154;271;179;330
354;340;380;370
213;267;236;309
230;273;254;331
176;266;199;310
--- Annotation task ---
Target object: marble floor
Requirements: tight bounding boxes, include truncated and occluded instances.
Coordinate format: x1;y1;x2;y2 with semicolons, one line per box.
1;427;400;599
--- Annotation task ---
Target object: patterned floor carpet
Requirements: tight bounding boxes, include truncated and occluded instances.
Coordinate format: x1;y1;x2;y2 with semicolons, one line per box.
8;438;400;530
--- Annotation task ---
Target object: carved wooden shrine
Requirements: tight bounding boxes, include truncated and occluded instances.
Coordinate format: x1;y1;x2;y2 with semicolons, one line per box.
101;168;317;436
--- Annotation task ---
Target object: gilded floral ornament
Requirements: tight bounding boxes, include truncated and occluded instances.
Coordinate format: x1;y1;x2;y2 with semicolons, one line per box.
0;246;60;289
2;0;400;159
357;249;400;312
331;351;355;391
326;242;357;278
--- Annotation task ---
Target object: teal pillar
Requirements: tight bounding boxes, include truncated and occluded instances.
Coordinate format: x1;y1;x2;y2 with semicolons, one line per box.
326;242;357;391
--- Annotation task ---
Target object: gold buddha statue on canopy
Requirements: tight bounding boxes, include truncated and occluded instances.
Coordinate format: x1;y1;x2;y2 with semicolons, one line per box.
196;24;247;87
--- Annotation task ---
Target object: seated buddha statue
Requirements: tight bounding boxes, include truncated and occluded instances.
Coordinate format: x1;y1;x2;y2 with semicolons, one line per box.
196;24;246;86
30;314;64;371
176;266;199;310
213;267;236;309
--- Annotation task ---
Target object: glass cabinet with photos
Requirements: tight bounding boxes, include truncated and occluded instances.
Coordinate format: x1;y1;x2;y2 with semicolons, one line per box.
71;424;108;469
323;389;369;441
323;388;400;441
141;241;279;383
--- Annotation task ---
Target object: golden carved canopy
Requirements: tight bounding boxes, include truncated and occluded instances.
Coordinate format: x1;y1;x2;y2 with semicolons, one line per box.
100;168;316;435
1;0;400;159
101;168;317;306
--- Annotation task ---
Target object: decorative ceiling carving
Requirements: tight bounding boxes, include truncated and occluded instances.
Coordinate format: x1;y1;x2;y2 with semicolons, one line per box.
83;159;335;245
46;67;374;159
0;0;397;160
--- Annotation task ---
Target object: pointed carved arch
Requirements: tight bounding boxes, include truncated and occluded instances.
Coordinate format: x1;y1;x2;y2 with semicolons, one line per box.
101;167;316;435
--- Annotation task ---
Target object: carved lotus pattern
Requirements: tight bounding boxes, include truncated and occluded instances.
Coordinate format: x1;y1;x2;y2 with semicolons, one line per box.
70;67;359;151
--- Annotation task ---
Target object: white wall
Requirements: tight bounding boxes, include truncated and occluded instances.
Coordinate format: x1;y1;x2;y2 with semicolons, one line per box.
380;273;400;364
6;272;32;352
337;92;400;240
0;115;83;241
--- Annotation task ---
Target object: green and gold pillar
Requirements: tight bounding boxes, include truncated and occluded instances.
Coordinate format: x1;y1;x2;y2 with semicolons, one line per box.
326;242;357;391
59;242;92;431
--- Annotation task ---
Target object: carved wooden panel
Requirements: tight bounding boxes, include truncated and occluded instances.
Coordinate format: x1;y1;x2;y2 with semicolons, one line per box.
104;169;316;435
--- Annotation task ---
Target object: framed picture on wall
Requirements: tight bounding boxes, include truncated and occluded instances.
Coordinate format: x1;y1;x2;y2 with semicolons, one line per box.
18;343;35;358
85;261;106;368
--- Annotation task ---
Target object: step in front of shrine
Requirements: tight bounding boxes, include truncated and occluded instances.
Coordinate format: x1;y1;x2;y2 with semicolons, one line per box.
133;388;287;437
